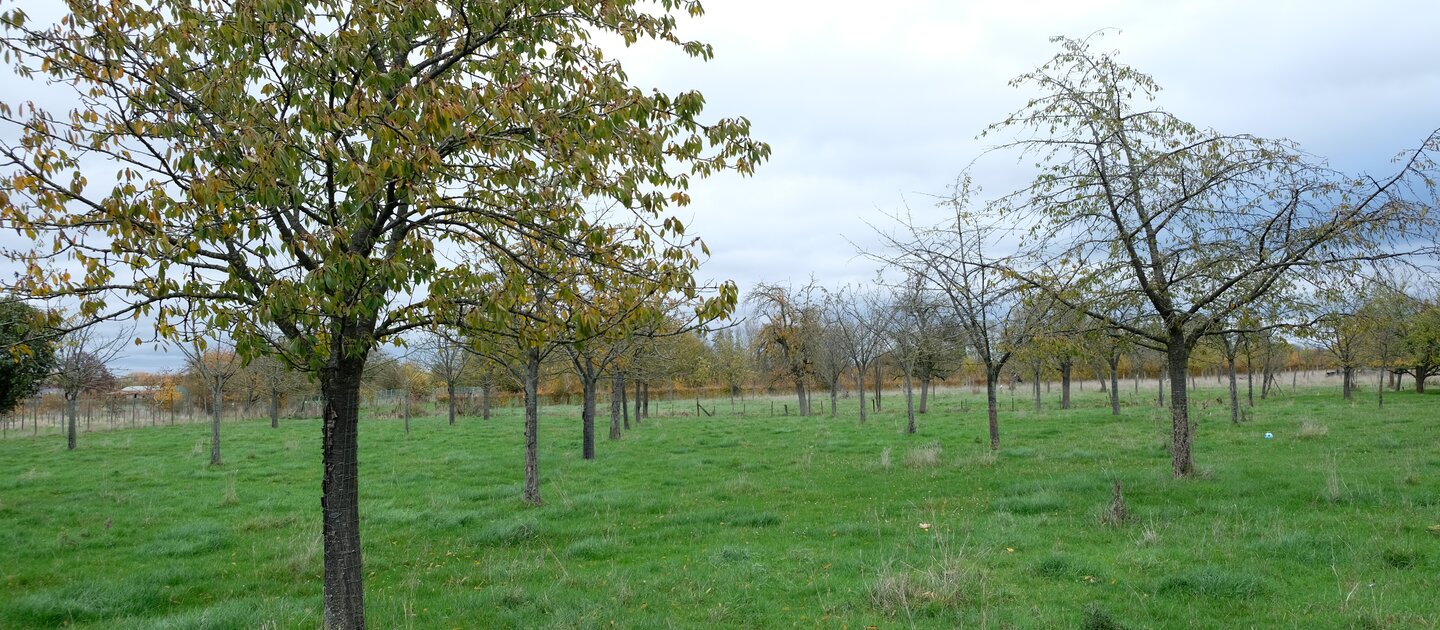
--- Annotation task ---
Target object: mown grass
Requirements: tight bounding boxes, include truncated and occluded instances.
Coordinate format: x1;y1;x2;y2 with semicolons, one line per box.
1;381;1438;628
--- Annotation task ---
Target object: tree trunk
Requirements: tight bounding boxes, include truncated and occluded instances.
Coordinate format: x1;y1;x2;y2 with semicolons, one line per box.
446;382;457;426
855;366;868;425
210;377;223;467
873;362;882;412
1157;368;1165;407
319;355;367;630
985;368;1000;451
793;376;808;417
1377;368;1386;408
1032;363;1042;413
1227;350;1240;424
609;371;623;440
903;367;916;434
621;374;630;429
523;348;542;505
918;374;930;414
632;379;641;425
829;380;839;419
581;372;597;460
1166;338;1194;477
1108;357;1120;416
270;388;280;429
402;395;410;435
1060;359;1072;410
641;382;649;419
481;379;492;421
1416;369;1428;393
66;394;78;451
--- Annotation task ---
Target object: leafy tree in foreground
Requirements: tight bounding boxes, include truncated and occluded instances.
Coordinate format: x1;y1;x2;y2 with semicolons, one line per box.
987;35;1439;476
0;3;764;627
0;298;54;415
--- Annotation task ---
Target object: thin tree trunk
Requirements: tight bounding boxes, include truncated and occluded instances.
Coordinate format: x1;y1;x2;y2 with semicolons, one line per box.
1108;357;1120;416
609;371;623;440
621;374;630;429
319;355;367;630
829;381;839;419
1060;360;1072;410
523;348;542;505
481;379;492;421
918;371;930;414
1227;350;1240;424
1033;363;1041;413
985;369;1000;451
66;394;78;451
641;382;649;419
903;367;916;434
447;382;457;426
581;372;597;460
210;378;223;467
855;366;868;425
1157;368;1165;407
270;389;280;429
873;362;882;412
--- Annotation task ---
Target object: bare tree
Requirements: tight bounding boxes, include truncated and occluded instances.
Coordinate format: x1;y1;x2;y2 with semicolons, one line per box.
875;200;1038;451
52;324;127;450
823;285;889;425
422;331;471;427
180;335;241;467
987;35;1440;476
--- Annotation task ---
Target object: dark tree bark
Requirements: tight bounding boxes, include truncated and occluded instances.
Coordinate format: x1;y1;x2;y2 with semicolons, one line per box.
1166;337;1194;477
580;372;597;460
481;379;492;421
1032;363;1042;413
1107;355;1121;416
621;374;630;429
609;371;623;440
917;366;931;414
65;394;78;451
873;362;882;412
902;367;916;434
523;348;542;505
1228;349;1240;424
854;367;868;424
270;388;281;429
985;368;1001;451
319;355;367;630
210;377;223;467
1059;358;1073;410
446;382;457;426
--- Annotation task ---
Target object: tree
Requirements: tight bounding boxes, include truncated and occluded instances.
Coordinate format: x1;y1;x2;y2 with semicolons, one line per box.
0;299;55;415
1396;300;1440;393
749;282;821;416
0;3;764;626
51;323;126;450
422;331;470;427
823;285;888;425
180;338;241;467
876;198;1037;451
987;35;1439;476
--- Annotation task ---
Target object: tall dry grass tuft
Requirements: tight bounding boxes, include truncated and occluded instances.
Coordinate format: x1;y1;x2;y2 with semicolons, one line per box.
905;443;943;468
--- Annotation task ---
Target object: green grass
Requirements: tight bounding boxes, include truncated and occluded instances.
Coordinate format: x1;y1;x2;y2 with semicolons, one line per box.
1;384;1438;628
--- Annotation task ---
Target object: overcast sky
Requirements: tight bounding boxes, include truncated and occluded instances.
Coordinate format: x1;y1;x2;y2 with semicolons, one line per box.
619;0;1440;292
7;1;1440;372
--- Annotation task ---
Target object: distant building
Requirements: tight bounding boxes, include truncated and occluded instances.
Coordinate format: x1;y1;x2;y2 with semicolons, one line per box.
117;385;161;399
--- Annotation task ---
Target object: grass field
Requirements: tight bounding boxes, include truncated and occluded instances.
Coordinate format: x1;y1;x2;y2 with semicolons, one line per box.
1;382;1437;628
